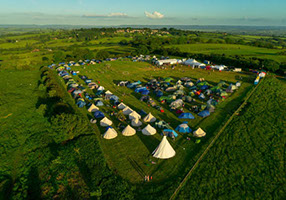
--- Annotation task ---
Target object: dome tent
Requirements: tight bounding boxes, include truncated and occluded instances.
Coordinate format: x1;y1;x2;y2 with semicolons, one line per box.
193;128;206;137
142;124;157;135
103;127;118;139
152;136;176;159
178;113;195;119
94;111;105;119
131;118;142;127
100;117;113;127
198;110;210;118
143;113;156;123
88;104;99;112
175;123;192;133
122;125;136;136
129;111;141;120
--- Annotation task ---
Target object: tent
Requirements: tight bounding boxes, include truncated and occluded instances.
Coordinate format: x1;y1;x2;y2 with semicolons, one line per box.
164;77;174;82
100;117;113;127
155;120;171;129
155;90;164;97
198;110;210;118
143;113;156;123
129;111;141;120
94;111;105;119
174;90;185;96
97;86;105;91
88;104;99;112
152;136;176;159
118;102;127;110
123;107;133;115
110;95;119;102
95;100;104;106
165;87;177;92
122;125;136;136
193;128;206;137
178;113;195;119
175;123;192;133
170;99;184;109
199;93;206;99
103;127;118;139
184;81;194;87
163;129;178;138
131;118;142;127
142;124;157;135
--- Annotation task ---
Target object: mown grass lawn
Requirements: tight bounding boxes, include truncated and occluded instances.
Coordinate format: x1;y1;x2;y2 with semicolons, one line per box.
69;61;254;183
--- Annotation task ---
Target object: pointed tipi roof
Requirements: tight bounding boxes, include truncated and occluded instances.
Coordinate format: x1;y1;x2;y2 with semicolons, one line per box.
103;127;117;139
142;124;156;135
105;90;113;95
131;118;142;127
129;111;141;120
88;104;99;112
143;113;156;123
193;127;206;137
122;125;136;136
100;117;113;127
152;136;176;159
118;102;127;110
123;107;133;115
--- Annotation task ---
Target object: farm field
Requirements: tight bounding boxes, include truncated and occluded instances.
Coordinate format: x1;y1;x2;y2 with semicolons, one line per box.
175;77;286;200
168;43;286;63
67;61;254;184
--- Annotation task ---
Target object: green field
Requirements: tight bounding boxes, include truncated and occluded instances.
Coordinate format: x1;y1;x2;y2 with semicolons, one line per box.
175;77;286;199
67;61;253;185
168;43;286;62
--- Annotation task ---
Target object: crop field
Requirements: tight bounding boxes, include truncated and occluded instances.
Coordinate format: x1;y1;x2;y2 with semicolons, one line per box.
66;61;254;184
168;43;286;63
175;77;286;199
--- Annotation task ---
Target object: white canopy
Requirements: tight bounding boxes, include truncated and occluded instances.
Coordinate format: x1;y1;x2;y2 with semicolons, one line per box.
142;124;156;135
103;128;117;139
122;125;136;136
131;118;142;127
118;102;127;110
105;90;113;95
143;113;156;123
152;136;176;159
97;86;105;91
123;107;133;115
100;117;113;127
193;127;206;137
129;111;141;120
88;104;99;112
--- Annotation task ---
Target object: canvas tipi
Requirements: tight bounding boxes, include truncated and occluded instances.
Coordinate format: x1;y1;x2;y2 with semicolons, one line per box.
131;118;142;127
118;102;127;110
193;127;206;137
142;124;156;135
100;117;113;127
88;104;99;112
152;136;176;159
129;111;141;120
143;113;156;123
122;125;136;136
103;127;117;139
123;107;133;115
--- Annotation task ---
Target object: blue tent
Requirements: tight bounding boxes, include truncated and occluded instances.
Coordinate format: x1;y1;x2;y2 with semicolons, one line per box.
175;124;192;133
178;113;195;119
72;72;77;75
141;90;150;95
155;90;163;97
110;95;119;102
76;100;86;108
201;85;209;90
199;93;206;99
94;111;105;118
135;87;146;93
85;79;93;84
198;110;210;118
163;129;178;137
95;100;104;106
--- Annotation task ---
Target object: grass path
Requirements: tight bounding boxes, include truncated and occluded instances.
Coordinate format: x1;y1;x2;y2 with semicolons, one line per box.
169;77;263;200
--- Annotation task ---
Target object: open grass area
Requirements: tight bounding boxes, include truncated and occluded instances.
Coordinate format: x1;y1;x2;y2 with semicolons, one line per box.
68;61;254;184
168;43;286;63
174;76;286;199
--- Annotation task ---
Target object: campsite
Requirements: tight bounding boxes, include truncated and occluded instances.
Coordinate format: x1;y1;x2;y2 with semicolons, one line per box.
0;25;285;200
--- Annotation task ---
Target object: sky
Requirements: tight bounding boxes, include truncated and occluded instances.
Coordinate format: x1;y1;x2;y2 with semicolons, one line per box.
0;0;285;26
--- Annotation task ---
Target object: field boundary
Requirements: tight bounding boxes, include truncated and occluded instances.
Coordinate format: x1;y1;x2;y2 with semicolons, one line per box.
169;78;264;200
